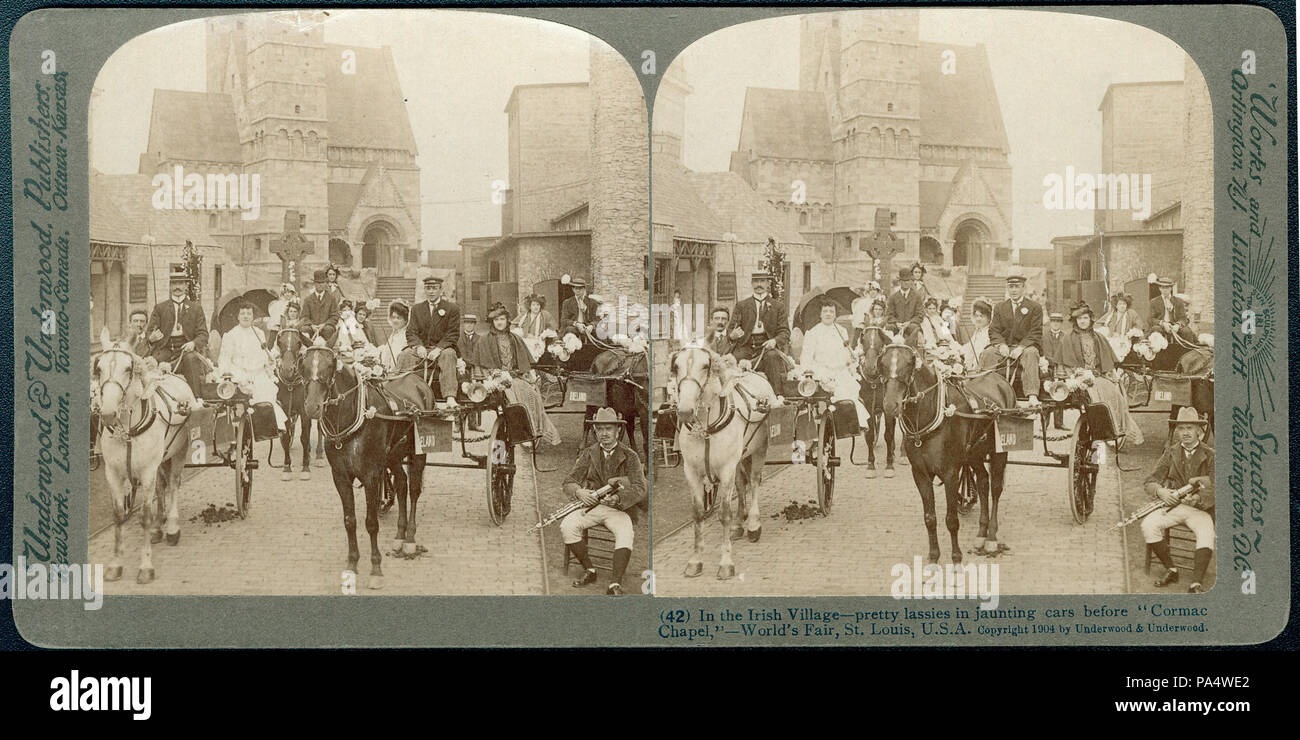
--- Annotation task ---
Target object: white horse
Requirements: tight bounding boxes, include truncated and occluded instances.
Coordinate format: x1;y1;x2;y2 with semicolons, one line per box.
93;327;196;584
670;345;773;579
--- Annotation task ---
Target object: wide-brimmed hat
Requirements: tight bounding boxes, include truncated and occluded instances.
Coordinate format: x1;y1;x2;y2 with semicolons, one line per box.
1169;406;1208;428
1069;301;1094;320
569;277;587;289
588;407;622;426
1154;276;1175;288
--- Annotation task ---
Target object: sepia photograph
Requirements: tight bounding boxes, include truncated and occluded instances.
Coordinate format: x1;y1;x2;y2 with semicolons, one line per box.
650;8;1216;597
87;9;650;596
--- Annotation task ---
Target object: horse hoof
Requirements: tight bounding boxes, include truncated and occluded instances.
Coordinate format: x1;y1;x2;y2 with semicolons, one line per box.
729;528;745;541
884;467;895;479
368;575;384;590
313;458;326;468
166;532;180;546
391;539;404;554
281;471;292;481
866;467;877;479
747;526;762;543
150;531;163;544
402;541;417;556
104;566;123;582
683;562;703;578
136;568;155;585
299;471;311;481
717;564;736;580
983;540;999;555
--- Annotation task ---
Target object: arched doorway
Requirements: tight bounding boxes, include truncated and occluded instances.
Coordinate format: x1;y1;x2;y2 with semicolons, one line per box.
919;236;943;265
329;238;353;268
360;220;400;275
952;219;993;272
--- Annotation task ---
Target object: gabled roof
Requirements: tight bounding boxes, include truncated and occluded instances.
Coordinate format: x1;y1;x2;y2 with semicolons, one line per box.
90;173;219;248
328;183;362;230
917;42;1009;152
737;88;833;161
685;171;806;246
652;165;725;242
144;90;241;164
918;180;953;229
324;44;418;153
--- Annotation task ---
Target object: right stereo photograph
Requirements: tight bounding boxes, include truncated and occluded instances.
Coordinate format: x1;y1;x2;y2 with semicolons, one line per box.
650;8;1216;597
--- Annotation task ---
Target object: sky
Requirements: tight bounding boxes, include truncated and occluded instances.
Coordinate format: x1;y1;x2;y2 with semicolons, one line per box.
91;10;594;251
671;9;1190;252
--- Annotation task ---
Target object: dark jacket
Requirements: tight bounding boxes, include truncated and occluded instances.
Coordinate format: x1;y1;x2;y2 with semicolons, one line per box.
1042;328;1068;365
1148;295;1190;331
563;441;648;518
1144;442;1214;511
727;295;790;349
560;295;601;332
468;329;531;374
144;298;209;357
300;289;340;333
989;298;1043;351
456;329;480;363
408;299;461;351
1057;328;1116;373
885;289;924;331
706;329;737;357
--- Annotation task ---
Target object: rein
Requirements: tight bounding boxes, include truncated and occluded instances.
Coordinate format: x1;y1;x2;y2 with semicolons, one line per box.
303;348;367;446
883;344;947;445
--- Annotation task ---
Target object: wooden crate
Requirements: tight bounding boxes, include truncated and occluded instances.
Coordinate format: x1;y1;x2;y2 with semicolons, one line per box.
565;523;617;575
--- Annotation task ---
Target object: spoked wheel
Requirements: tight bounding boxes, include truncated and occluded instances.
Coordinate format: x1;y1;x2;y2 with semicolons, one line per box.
1067;415;1097;525
485;416;516;526
957;464;979;514
234;415;254;519
816;413;837;515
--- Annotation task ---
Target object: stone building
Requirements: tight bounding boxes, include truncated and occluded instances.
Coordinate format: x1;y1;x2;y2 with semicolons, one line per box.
471;42;649;323
1050;64;1213;328
727;9;1014;288
130;12;422;293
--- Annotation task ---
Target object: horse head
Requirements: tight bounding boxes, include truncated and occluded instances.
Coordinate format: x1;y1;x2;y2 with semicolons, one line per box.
879;328;924;417
857;326;890;383
276;329;308;383
669;345;722;422
94;326;142;425
301;344;339;419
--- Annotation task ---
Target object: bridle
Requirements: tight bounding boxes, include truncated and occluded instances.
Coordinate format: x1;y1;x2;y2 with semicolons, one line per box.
881;343;947;444
301;345;366;445
276;331;309;387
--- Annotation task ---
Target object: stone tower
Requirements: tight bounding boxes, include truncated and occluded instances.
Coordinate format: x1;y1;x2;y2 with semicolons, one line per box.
206;13;330;271
589;40;650;312
801;10;921;274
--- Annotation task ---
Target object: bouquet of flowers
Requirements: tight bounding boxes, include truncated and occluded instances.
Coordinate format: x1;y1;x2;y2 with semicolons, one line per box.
523;336;546;363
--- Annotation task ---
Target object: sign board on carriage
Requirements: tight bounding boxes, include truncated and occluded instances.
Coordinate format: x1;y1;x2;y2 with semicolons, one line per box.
414;416;453;455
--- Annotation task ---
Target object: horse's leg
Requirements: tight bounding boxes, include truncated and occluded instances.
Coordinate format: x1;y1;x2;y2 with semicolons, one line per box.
884;413;897;476
865;410;878;476
911;460;941;564
163;454;183;545
363;465;384;589
280;417;294;480
135;460;162;584
404;451;425;555
333;464;360;577
940;464;963;564
391;458;409;553
726;457;746;542
715;462;739;580
972;461;991;550
682;457;707;578
740;450;764;541
152;463;167;543
299;407;312;477
985;451;1009;554
103;455;127;581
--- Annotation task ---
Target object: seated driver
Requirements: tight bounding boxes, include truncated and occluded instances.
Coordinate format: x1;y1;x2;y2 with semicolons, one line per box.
1142;407;1215;593
561;407;646;595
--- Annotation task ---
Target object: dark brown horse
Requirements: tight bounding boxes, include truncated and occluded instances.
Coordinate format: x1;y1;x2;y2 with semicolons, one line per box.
879;327;1015;563
302;345;430;589
856;326;900;478
273;329;313;480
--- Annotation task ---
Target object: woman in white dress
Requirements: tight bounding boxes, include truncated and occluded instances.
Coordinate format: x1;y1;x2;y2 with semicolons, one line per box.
799;299;871;427
961;299;994;369
217;302;287;430
378;300;420;373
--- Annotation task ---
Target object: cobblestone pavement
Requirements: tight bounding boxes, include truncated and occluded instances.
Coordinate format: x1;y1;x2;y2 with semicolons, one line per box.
653;411;1130;596
91;410;548;595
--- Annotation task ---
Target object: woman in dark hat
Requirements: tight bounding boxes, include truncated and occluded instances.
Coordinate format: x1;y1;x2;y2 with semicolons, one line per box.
1058;300;1144;445
471;305;561;446
1104;292;1141;340
513;293;556;338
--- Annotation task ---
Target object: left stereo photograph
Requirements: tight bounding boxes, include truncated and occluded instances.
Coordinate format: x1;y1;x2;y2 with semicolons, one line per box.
88;9;651;596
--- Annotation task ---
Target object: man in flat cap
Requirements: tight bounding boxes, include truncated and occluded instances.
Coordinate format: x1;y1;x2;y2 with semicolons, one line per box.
560;277;601;339
886;267;925;334
300;269;340;344
979;274;1043;406
1148;276;1198;345
407;274;462;404
143;266;210;396
1042;310;1068;429
562;407;647;596
726;271;791;390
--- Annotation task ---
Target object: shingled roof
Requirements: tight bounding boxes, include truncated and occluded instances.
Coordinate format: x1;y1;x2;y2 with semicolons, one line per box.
652;164;725;243
324;44;418;153
90;173;220;248
685;171;807;246
737;88;833;161
918;42;1009;153
144;90;241;164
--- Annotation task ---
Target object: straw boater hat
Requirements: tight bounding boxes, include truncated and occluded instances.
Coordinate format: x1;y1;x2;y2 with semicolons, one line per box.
750;271;773;282
1048;310;1065;321
1169;406;1208;429
168;265;191;285
569;277;587;289
1154;275;1175;288
461;313;478;324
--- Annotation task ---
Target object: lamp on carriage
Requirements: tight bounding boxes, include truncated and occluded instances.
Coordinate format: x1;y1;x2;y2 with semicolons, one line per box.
1045;379;1070;403
462;380;488;404
217;373;237;400
797;371;819;398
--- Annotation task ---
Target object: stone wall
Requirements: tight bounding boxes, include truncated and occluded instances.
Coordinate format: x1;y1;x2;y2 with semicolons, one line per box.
1181;55;1214;320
